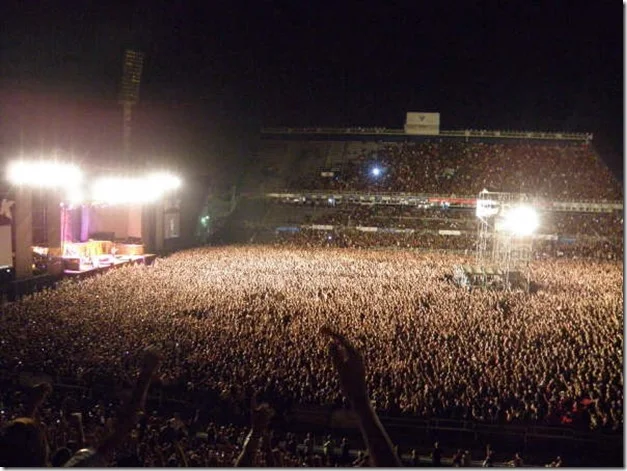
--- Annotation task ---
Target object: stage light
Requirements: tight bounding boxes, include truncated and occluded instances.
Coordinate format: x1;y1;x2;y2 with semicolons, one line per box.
66;185;84;205
7;160;82;188
91;172;180;205
371;166;382;177
502;206;539;236
147;172;182;191
91;176;158;204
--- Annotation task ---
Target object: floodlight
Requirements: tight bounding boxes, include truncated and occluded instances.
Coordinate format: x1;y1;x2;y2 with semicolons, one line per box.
91;176;160;205
65;185;84;205
371;167;382;177
147;172;182;191
7;160;82;188
502;206;539;236
91;172;181;205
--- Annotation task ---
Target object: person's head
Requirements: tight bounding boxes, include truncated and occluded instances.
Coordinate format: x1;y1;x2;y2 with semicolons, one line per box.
0;418;49;467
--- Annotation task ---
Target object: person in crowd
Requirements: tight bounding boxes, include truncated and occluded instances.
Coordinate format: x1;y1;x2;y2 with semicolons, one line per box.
451;448;464;467
0;382;52;467
431;441;442;466
509;452;524;467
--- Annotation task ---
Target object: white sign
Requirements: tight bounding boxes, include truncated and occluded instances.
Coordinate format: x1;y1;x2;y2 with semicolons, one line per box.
406;112;440;126
405;112;441;135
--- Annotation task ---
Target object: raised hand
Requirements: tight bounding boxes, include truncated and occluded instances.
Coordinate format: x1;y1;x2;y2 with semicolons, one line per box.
320;325;400;467
321;326;369;410
250;395;273;434
141;347;162;376
235;394;274;467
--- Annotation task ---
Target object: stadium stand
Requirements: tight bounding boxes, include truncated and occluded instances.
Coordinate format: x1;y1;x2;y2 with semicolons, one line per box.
1;128;622;467
234;130;623;259
250;137;621;201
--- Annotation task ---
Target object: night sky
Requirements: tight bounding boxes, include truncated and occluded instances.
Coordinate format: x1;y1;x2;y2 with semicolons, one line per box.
1;0;623;184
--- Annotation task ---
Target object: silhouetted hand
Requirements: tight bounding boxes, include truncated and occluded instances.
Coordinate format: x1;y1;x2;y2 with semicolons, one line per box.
321;326;369;410
141;347;162;375
250;395;273;434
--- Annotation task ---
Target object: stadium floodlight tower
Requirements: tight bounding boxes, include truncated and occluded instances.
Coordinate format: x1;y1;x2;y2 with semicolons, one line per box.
119;49;144;166
475;189;538;290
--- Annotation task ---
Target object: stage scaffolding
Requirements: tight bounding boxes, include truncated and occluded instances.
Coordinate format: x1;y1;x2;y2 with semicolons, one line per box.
474;190;536;290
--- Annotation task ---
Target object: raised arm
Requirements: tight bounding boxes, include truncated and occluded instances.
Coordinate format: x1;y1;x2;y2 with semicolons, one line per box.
321;326;401;467
235;395;274;467
97;347;161;456
70;413;86;449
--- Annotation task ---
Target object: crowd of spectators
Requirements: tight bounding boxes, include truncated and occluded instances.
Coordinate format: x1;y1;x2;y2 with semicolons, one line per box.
1;247;622;429
1;246;622;465
258;200;623;259
280;140;621;201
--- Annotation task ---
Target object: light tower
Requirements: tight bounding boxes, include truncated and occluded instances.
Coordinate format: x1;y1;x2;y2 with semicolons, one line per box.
119;50;144;165
475;190;538;290
118;50;148;244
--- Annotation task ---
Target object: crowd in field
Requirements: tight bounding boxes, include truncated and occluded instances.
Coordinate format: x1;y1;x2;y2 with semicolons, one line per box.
2;247;622;430
273;227;622;260
0;247;622;466
284;140;621;201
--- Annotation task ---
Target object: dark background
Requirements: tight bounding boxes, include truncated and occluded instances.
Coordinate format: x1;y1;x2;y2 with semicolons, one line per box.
0;0;623;186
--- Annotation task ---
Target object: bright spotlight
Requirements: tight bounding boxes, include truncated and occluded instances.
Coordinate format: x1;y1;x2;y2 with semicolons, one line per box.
91;172;181;205
66;185;84;205
7;160;82;188
147;172;182;191
371;166;382;177
502;206;539;236
91;176;161;205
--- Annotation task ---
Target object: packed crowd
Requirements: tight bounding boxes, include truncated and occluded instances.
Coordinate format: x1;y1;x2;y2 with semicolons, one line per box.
1;246;622;465
259;201;623;259
281;140;621;201
275;228;476;252
1;247;622;430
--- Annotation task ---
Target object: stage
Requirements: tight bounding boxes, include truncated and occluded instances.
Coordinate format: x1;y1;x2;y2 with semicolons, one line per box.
63;254;157;280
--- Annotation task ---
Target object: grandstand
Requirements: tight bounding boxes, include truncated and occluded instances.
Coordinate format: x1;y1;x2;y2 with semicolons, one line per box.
228;122;623;261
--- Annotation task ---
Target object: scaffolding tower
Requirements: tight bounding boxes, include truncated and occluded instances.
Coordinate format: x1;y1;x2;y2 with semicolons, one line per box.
475;190;535;290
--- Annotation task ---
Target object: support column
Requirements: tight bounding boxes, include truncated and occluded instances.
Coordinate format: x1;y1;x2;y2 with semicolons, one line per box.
14;187;33;279
140;204;153;252
128;205;143;240
80;205;91;242
46;190;62;252
154;200;164;252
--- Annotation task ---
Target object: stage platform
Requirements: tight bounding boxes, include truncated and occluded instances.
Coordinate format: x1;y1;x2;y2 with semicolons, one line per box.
64;254;157;280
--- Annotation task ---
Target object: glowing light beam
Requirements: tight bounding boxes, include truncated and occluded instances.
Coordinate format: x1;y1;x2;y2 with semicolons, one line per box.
502;206;539;236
